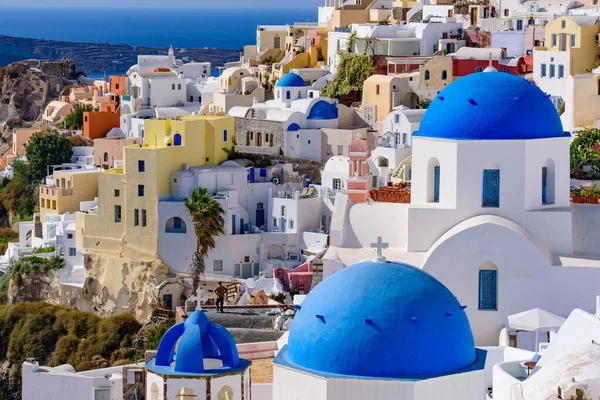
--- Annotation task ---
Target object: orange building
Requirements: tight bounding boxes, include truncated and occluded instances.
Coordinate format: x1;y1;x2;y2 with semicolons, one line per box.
83;108;121;139
110;76;127;96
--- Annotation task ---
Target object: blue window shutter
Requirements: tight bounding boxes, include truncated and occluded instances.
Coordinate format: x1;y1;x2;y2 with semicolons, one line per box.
542;167;548;204
482;169;500;207
433;166;440;203
232;215;236;235
479;270;497;310
259;168;267;177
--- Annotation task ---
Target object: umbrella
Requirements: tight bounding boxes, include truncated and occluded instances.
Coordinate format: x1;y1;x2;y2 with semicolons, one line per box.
508;308;566;353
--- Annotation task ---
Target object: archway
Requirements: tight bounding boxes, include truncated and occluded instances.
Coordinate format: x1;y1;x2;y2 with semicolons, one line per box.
165;217;187;233
174;133;182;146
150;383;159;400
267;244;285;260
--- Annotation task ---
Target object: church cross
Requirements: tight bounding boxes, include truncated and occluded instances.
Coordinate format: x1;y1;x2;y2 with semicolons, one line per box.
371;236;388;262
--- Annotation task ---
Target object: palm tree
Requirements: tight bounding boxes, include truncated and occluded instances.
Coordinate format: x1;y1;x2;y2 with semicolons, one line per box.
184;187;225;291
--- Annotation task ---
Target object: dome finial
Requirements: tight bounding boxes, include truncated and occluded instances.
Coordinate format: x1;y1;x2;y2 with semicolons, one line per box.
483;52;498;73
370;236;388;263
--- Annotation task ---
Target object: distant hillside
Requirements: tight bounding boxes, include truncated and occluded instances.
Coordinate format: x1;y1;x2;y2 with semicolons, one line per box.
0;35;240;75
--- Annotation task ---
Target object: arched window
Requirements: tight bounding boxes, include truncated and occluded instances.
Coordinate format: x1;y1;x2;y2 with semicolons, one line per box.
427;158;440;203
378;157;389;167
176;388;197;400
482;164;500;207
441;70;448;80
478;261;498;310
528;17;535;25
150;383;159;400
103;152;109;163
424;70;430;80
165;217;186;233
542;159;555;205
286;91;291;100
173;133;182;146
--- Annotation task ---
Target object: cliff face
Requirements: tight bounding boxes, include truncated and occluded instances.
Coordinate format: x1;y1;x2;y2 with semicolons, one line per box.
0;60;75;154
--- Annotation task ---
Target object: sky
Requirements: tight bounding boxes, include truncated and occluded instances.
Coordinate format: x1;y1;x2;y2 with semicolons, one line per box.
0;0;321;8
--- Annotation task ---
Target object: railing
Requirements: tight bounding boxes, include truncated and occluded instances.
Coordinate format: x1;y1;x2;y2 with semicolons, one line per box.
335;27;352;33
165;228;186;234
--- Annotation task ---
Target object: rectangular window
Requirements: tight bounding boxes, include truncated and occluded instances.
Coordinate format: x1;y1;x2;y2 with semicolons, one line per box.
213;260;223;271
178;83;181;90
142;209;147;227
114;205;122;223
541;63;547;77
433;166;440;203
138;185;145;197
332;178;342;190
273;218;277;227
479;270;498;310
290;220;294;229
223;129;228;142
402;133;407;144
134;209;139;226
504;8;509;16
337;145;344;155
376;85;380;95
394;114;400;124
503;67;509;73
138;160;145;172
476;66;483;72
558;64;564;78
549;64;555;78
482;169;500;207
327;144;333;155
68;247;76;256
570;34;576;47
114;189;120;197
172;84;175;90
561;20;566;29
281;205;285;217
552;34;557;47
67;233;73;239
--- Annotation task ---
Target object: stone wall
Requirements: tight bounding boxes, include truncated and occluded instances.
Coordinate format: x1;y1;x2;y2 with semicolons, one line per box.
234;117;284;156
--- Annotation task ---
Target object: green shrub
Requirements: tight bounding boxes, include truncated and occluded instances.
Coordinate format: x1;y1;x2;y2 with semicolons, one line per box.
32;245;56;254
49;334;81;367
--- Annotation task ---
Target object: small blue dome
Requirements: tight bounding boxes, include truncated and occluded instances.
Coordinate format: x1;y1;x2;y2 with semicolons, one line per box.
149;310;240;375
276;73;306;87
307;100;338;120
287;123;301;131
286;261;476;379
414;72;569;141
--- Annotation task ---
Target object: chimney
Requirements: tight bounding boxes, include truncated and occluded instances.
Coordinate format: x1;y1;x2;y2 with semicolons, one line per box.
183;163;190;171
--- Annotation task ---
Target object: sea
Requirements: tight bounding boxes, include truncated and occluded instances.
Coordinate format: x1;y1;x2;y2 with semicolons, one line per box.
0;6;317;77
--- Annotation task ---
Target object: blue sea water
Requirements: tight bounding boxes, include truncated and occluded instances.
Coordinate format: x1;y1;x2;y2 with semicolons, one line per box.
0;7;316;50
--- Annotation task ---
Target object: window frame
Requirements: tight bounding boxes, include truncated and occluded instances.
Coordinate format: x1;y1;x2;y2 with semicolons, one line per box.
478;269;498;310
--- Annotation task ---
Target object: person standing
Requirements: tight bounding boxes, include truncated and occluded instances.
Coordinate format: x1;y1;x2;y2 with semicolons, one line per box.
214;282;227;313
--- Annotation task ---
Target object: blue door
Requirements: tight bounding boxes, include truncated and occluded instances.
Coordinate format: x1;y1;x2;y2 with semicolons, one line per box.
232;215;236;235
482;169;500;207
542;167;548;204
256;209;265;228
173;133;182;146
433;166;440;203
281;219;287;233
516;19;523;30
240;218;244;234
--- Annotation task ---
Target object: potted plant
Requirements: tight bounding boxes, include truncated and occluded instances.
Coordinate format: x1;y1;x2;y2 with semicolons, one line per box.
571;189;586;204
582;182;600;204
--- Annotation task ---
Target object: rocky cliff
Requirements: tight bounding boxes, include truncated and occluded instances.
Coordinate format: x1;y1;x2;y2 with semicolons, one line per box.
6;253;170;321
0;60;76;154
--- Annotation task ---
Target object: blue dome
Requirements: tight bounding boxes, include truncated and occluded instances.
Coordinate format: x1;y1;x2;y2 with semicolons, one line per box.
276;73;306;87
286;261;476;379
148;310;242;375
414;72;569;141
307;100;338;120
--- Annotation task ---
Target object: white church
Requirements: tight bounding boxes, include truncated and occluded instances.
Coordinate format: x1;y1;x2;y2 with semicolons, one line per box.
324;70;600;345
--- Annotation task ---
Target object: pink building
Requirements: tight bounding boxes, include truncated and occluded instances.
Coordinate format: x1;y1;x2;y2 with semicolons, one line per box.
347;136;371;202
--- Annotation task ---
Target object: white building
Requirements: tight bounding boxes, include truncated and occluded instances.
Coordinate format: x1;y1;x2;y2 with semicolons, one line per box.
327;20;463;74
157;162;331;278
371;107;424;185
323;71;600;346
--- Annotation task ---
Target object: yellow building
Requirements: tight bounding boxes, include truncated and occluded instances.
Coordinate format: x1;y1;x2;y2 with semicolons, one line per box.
78;116;234;261
541;16;600;75
361;73;419;124
39;169;99;220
